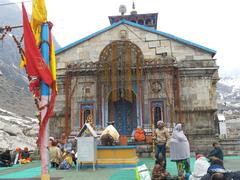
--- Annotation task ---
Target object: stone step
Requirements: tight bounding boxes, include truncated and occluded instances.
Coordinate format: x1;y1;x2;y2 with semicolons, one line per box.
223;150;240;156
222;145;240;150
136;146;240;157
220;140;240;145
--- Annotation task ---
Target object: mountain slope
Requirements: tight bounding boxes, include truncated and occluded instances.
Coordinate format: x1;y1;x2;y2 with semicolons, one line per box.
0;0;60;117
0;108;38;151
217;76;240;111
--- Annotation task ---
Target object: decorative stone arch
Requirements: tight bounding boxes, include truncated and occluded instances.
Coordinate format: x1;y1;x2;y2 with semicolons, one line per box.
99;40;144;65
97;40;145;130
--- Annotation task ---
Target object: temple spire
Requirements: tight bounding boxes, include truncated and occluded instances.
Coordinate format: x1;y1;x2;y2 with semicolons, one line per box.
109;1;158;29
131;1;137;15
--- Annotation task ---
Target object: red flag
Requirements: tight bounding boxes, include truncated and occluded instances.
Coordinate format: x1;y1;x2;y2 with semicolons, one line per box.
22;3;53;86
37;81;57;144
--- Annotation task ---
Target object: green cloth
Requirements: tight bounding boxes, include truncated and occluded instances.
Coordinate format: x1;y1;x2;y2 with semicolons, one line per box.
0;167;41;178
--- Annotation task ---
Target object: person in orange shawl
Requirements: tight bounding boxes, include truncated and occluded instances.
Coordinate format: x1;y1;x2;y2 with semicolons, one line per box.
13;147;22;164
134;127;146;142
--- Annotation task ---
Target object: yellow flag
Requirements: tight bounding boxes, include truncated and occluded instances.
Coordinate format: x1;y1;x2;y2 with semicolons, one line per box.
30;0;58;92
30;0;47;46
19;56;26;68
49;39;58;92
50;41;56;81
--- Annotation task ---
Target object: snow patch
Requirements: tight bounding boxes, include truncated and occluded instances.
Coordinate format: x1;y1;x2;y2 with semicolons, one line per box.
0;108;38;151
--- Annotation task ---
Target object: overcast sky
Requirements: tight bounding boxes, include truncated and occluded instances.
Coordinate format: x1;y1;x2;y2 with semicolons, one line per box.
7;0;240;76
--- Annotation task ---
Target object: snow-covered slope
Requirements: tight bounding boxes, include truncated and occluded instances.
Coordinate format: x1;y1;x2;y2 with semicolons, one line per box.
0;108;38;151
217;76;240;111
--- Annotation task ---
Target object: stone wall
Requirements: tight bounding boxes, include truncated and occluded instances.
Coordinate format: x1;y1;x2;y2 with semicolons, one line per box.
53;22;219;143
56;24;213;70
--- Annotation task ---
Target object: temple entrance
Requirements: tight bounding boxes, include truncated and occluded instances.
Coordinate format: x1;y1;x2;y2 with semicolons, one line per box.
98;40;144;131
151;101;164;127
108;89;137;135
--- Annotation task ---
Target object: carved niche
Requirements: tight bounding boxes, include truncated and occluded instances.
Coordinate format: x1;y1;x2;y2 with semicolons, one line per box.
150;80;162;93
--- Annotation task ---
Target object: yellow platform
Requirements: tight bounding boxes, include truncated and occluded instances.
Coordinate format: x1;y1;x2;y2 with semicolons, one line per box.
97;146;138;167
80;146;138;168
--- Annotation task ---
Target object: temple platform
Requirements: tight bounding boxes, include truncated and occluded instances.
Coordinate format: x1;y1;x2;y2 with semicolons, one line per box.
79;145;138;169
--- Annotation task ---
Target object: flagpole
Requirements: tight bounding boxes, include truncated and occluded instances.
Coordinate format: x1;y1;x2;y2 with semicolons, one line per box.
40;22;50;180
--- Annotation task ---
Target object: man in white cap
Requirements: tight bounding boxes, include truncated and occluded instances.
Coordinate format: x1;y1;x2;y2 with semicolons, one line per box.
155;120;170;170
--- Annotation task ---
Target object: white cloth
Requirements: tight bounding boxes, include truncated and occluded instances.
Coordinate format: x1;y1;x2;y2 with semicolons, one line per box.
100;125;120;141
170;123;190;161
137;164;151;180
189;157;210;180
13;153;19;165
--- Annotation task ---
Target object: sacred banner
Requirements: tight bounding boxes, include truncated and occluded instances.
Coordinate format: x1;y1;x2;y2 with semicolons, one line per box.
124;42;132;102
111;43;118;101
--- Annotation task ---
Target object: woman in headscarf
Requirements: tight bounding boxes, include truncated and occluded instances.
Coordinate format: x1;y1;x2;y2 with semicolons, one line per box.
170;123;191;178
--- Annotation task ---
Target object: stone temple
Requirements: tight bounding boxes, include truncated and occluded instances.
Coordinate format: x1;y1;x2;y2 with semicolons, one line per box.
51;5;219;153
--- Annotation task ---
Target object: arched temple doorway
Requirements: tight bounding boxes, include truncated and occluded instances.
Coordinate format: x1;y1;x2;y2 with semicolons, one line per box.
108;89;137;135
98;40;144;132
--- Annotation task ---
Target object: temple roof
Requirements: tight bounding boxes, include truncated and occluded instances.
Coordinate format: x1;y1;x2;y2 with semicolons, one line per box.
109;13;158;29
56;19;216;56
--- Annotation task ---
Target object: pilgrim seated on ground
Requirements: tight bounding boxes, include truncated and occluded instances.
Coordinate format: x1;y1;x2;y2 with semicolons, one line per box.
59;149;74;170
49;140;62;168
0;149;12;167
19;147;32;164
187;153;210;180
151;154;178;180
200;157;240;180
11;147;32;165
200;171;240;180
13;147;22;165
207;142;224;161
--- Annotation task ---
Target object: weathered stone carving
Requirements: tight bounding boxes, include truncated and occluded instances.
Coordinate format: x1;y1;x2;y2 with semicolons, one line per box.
150;80;162;93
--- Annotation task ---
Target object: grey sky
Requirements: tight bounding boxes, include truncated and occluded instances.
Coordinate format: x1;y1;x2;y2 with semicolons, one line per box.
8;0;240;76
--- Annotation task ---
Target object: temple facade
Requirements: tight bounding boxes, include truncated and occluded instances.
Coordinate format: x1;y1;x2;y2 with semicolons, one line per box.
51;10;219;146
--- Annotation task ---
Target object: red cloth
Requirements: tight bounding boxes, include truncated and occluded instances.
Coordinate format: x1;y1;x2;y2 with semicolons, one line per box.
37;81;57;144
22;3;53;86
29;78;40;98
196;153;204;159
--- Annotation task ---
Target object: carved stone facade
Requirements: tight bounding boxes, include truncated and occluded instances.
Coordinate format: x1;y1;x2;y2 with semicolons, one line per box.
51;20;218;150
